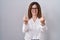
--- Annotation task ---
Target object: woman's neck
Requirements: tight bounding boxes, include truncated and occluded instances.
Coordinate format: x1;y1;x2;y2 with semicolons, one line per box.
32;16;37;22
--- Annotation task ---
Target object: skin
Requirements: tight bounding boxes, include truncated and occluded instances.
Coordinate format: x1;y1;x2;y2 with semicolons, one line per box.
23;16;28;25
31;4;38;22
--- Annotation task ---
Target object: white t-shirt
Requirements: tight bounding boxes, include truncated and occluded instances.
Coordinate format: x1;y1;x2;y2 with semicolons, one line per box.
22;18;47;40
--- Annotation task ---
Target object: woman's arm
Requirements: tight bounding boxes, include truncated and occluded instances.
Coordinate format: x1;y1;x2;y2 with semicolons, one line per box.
40;17;48;32
41;23;48;32
22;16;29;33
22;23;29;33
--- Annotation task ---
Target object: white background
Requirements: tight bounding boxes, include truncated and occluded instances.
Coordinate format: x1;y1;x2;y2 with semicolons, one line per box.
0;0;60;40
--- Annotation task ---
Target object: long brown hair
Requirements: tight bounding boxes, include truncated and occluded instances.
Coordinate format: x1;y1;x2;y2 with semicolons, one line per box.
28;2;42;19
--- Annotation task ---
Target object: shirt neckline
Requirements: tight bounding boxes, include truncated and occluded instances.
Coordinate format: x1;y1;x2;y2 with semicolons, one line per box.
31;17;39;23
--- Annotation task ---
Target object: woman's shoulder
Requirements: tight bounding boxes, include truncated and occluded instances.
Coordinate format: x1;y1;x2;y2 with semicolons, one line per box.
37;18;41;21
28;18;32;23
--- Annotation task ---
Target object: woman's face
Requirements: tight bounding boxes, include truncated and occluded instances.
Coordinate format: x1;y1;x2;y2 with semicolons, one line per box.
31;4;38;16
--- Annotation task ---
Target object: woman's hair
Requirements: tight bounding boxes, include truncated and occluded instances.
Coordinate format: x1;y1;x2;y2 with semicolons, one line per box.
28;2;42;19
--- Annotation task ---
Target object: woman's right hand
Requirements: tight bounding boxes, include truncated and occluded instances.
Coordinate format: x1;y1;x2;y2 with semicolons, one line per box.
23;16;28;25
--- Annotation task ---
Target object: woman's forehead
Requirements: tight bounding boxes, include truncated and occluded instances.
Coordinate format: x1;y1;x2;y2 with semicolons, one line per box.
32;4;37;8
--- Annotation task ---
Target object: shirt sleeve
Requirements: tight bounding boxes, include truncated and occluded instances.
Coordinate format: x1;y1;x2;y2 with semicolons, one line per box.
41;21;48;32
22;23;29;33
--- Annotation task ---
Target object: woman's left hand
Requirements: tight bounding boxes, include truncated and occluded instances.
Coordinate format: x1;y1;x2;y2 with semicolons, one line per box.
40;17;45;26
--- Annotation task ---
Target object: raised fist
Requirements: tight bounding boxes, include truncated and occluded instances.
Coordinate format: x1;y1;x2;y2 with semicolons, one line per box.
23;16;29;25
40;17;45;26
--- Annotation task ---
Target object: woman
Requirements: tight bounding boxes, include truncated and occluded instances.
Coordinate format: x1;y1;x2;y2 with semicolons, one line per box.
22;2;47;40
